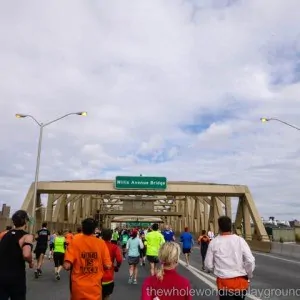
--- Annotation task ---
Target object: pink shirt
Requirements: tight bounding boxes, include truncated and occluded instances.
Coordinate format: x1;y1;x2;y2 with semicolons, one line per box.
141;269;192;300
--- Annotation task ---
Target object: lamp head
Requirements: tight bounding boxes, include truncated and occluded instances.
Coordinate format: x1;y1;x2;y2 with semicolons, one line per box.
260;117;269;122
15;114;27;118
77;112;87;116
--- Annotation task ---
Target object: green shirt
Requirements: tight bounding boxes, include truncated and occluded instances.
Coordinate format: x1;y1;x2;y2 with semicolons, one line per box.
145;231;165;256
112;232;119;241
121;234;129;245
54;236;65;253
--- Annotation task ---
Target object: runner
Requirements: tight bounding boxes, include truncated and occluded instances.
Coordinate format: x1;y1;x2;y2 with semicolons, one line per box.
75;226;82;235
205;216;255;300
34;222;50;278
145;223;165;276
208;230;215;240
102;229;122;300
162;224;175;242
111;229;119;245
65;229;73;247
197;230;210;270
0;226;12;242
0;210;34;299
141;242;192;300
94;227;102;238
180;227;194;267
63;218;112;300
53;230;66;280
139;232;146;266
126;229;144;284
120;230;130;260
48;230;56;259
73;227;83;241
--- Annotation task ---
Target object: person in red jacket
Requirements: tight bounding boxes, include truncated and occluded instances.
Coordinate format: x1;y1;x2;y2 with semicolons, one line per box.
141;241;192;300
102;228;123;300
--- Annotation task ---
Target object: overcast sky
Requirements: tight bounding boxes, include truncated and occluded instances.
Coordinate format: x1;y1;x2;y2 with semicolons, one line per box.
1;0;300;220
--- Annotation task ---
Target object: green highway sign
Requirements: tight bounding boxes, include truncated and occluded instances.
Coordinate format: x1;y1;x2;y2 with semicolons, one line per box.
126;222;151;227
115;176;167;190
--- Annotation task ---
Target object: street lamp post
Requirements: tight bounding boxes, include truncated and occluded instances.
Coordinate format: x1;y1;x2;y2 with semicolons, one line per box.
16;112;87;233
260;117;300;131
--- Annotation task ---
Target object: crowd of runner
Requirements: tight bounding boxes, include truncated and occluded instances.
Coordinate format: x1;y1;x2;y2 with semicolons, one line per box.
0;210;254;300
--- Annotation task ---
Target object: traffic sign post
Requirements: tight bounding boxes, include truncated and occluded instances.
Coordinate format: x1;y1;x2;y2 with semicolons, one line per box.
115;176;167;190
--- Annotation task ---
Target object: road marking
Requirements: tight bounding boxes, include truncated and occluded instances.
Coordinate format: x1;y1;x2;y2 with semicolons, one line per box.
186;262;216;281
178;260;218;290
253;252;300;264
179;259;262;300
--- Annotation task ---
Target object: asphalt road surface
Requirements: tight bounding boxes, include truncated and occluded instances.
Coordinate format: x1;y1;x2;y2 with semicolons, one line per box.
186;248;300;300
26;249;300;299
26;254;216;299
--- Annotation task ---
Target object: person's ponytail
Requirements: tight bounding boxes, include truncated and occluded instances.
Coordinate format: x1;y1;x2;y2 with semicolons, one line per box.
155;242;180;282
156;264;165;281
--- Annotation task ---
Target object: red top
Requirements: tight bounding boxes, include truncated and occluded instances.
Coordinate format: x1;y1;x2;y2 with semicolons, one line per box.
141;269;192;300
102;241;123;283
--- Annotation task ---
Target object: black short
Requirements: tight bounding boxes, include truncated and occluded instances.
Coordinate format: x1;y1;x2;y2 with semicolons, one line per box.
201;248;208;259
0;279;26;300
128;256;140;265
35;246;47;259
121;244;126;249
102;282;114;297
147;255;159;264
140;249;146;258
53;252;65;267
49;243;54;251
182;248;191;254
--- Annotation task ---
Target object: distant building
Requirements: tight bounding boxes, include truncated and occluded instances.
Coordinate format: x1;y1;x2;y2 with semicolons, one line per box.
289;220;300;227
262;217;290;228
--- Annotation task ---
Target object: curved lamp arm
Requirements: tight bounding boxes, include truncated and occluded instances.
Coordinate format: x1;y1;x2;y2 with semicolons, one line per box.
16;112;87;127
15;114;41;126
260;117;300;131
44;112;87;127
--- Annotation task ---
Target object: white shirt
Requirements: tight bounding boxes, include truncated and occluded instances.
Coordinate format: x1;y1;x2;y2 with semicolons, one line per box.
205;234;255;279
208;231;214;239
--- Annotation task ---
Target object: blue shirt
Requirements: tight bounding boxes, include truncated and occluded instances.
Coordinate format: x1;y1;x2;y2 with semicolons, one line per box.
126;237;142;257
180;232;193;249
49;234;55;243
163;230;174;242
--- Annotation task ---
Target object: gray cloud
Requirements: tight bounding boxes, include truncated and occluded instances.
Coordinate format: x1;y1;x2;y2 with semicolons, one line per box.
1;0;300;219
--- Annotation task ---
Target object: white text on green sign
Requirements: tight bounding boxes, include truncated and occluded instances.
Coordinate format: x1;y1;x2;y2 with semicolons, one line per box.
115;176;167;190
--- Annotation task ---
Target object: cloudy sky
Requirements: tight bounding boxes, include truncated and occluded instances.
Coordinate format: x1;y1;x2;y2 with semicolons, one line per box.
1;0;300;220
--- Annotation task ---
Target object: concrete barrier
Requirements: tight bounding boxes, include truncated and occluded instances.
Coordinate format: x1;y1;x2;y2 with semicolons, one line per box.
247;240;271;253
270;242;300;259
270;242;283;254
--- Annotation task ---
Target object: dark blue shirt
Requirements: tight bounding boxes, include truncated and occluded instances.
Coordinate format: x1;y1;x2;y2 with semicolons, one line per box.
180;232;193;249
36;228;50;246
163;230;174;242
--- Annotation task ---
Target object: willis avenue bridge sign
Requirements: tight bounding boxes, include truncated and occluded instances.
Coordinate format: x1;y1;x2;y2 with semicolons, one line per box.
115;176;167;190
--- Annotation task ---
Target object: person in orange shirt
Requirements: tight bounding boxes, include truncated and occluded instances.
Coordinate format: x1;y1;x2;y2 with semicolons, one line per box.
63;218;112;300
65;230;74;247
101;229;123;300
0;226;12;241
